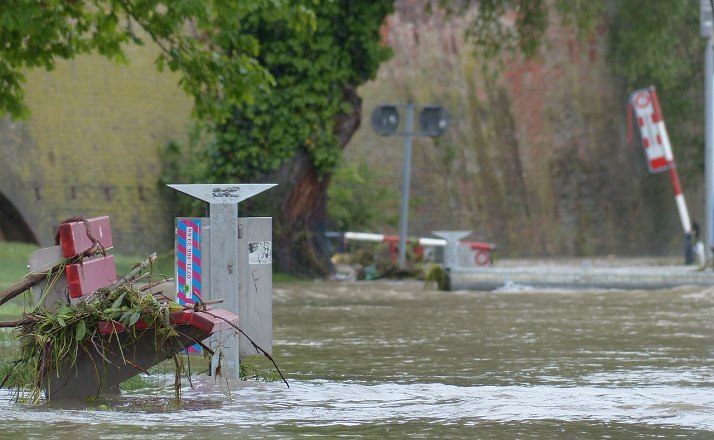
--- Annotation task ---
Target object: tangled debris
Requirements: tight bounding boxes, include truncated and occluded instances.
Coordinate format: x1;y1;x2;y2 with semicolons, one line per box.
0;256;286;403
0;215;286;404
0;255;195;403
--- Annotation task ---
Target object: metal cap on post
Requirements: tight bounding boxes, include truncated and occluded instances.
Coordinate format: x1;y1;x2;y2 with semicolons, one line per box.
433;231;471;270
168;184;277;204
168;183;276;379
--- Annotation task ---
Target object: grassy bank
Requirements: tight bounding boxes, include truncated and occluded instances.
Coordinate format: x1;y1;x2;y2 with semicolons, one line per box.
0;241;175;319
0;241;176;290
0;242;39;292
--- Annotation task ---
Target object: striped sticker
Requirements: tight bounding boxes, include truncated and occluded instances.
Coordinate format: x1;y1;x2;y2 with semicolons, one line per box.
176;219;202;353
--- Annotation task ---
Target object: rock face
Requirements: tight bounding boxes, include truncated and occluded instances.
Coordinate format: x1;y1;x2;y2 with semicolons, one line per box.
346;0;701;258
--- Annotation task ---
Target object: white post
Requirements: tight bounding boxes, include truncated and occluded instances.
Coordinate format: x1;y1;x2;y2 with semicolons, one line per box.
706;38;714;257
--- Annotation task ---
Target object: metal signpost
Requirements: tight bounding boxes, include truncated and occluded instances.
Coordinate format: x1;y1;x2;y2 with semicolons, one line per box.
703;0;714;258
168;183;276;379
371;102;451;266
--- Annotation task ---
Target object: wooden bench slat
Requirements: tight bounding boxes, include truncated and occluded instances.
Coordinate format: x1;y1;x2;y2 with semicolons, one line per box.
97;309;237;335
66;255;117;298
59;216;113;258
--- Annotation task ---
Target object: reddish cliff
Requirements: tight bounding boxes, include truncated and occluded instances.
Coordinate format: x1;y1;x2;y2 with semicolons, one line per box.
346;0;698;257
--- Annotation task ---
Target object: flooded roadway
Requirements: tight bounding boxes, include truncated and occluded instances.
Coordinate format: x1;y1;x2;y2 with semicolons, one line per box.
2;279;714;438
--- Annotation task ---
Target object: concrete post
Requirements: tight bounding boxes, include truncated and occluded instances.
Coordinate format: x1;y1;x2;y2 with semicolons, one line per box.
168;184;275;379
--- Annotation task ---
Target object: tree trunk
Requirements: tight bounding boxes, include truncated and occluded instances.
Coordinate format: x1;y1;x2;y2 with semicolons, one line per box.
258;86;362;277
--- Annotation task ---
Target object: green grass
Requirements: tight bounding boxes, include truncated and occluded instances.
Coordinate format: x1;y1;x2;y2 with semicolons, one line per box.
113;249;175;281
1;240;305;288
272;272;309;283
0;242;176;317
0;241;40;292
0;241;175;286
0;297;31;321
0;240;302;321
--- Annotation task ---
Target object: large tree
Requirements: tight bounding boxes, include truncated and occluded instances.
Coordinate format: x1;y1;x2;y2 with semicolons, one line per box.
189;1;395;277
1;0;393;278
0;0;314;121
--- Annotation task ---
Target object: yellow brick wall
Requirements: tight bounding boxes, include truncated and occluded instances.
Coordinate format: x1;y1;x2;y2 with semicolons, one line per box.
0;39;193;255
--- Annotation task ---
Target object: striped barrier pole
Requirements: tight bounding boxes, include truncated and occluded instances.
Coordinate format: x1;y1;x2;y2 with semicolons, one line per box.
649;88;693;237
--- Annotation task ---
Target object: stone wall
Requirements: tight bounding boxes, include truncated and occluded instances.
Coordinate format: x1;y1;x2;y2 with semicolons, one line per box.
0;38;193;255
346;0;700;257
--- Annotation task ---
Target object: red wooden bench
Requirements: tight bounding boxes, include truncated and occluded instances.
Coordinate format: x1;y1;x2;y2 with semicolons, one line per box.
44;216;239;399
56;216;238;334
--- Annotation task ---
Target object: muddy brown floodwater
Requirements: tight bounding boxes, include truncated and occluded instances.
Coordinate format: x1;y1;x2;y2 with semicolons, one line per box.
2;277;714;439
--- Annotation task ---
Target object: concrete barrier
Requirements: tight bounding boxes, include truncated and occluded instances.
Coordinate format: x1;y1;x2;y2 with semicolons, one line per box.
448;265;714;291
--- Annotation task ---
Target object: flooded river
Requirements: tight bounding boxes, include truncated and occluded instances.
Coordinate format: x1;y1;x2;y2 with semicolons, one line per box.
3;279;714;438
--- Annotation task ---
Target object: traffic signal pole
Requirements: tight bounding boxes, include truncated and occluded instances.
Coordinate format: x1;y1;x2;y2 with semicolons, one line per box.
398;102;415;267
371;102;450;267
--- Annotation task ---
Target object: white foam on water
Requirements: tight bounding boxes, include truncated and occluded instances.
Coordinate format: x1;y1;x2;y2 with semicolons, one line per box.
3;379;714;432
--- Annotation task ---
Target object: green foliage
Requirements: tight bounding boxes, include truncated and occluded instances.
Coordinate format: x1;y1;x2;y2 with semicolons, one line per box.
609;1;704;177
158;137;209;218
239;356;281;382
118;372;154;391
0;0;315;122
202;0;394;181
0;356;33;393
11;282;188;403
424;263;449;291
433;0;703;177
327;160;400;232
610;2;701;92
429;0;605;59
338;241;428;280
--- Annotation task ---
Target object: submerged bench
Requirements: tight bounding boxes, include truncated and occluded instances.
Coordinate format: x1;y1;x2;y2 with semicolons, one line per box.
29;216;239;400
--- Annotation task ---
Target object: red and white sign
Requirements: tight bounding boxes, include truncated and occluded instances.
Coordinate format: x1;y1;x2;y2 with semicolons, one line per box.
629;87;674;173
628;86;692;234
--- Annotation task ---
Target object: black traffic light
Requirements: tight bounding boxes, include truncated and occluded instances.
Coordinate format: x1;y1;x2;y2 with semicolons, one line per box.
370;105;400;136
419;105;451;137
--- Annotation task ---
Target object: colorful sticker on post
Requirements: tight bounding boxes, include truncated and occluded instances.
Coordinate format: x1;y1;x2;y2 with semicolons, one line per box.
176;219;202;353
